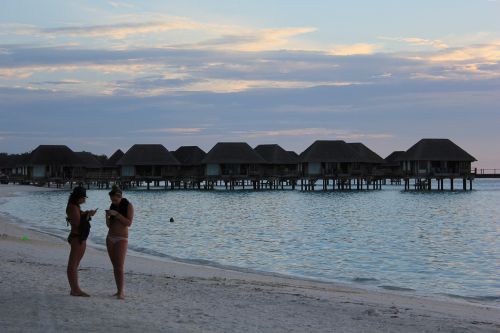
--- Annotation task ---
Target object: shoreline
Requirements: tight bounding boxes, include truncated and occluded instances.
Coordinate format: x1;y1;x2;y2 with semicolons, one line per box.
1;185;500;332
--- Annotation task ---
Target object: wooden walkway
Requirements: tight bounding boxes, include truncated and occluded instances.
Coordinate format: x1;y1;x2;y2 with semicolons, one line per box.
473;169;500;178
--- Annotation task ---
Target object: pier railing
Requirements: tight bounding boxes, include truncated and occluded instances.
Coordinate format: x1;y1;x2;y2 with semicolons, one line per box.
472;168;500;178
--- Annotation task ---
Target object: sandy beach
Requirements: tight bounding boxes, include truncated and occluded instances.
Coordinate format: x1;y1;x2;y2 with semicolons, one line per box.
0;185;499;332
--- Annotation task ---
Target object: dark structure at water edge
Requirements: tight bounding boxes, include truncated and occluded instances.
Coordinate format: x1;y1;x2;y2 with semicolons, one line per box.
0;138;478;191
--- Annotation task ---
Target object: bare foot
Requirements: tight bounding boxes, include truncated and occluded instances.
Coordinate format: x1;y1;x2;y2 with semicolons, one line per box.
117;293;125;300
70;290;90;297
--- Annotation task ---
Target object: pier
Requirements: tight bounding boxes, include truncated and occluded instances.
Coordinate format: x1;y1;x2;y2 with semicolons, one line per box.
473;168;500;178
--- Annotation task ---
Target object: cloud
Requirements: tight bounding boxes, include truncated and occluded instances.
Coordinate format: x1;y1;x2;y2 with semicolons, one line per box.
134;127;204;134
108;1;135;9
233;128;393;140
329;43;379;56
380;36;448;49
428;42;500;63
184;27;317;52
40;19;204;39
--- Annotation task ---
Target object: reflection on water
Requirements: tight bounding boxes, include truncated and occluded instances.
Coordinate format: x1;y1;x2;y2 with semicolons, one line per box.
1;179;499;304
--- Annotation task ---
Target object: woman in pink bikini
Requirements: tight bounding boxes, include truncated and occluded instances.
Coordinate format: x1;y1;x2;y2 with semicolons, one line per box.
105;185;134;300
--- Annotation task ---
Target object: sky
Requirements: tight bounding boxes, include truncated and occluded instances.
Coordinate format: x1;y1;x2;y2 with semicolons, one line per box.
0;0;499;167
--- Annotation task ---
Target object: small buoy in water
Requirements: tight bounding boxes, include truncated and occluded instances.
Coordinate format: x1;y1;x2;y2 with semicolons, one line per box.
21;235;29;241
170;217;174;223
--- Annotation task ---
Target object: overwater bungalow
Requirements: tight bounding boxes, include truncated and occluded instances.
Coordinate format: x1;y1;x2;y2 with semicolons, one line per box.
102;149;124;179
173;146;206;181
0;154;29;182
27;145;81;183
201;143;266;188
381;151;406;181
347;142;385;177
398;139;477;190
74;152;103;180
117;144;180;183
299;140;360;177
254;144;299;179
299;140;366;190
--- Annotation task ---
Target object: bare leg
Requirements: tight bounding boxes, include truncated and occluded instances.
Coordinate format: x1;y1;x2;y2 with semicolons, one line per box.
67;239;89;297
106;237;118;296
111;240;128;299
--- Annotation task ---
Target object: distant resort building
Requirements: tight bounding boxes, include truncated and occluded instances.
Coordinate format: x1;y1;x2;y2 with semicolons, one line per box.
399;139;476;177
384;151;405;175
254;144;299;178
0;153;30;180
74;152;103;180
381;151;406;184
28;145;81;181
397;139;477;190
347;142;385;177
117;144;180;179
172;146;206;189
173;146;206;179
299;140;360;177
202;142;265;178
0;138;480;191
102;149;124;179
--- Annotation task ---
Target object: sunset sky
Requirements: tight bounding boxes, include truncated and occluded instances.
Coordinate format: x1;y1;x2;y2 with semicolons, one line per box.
0;1;499;167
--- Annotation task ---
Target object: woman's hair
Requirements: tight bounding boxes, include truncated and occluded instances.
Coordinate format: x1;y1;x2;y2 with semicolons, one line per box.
109;185;123;197
67;193;80;207
67;186;86;207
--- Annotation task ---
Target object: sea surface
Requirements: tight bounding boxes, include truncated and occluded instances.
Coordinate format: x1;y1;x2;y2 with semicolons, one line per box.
1;179;499;305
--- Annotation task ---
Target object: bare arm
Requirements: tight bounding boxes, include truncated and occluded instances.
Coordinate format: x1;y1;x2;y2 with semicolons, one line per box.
67;205;81;228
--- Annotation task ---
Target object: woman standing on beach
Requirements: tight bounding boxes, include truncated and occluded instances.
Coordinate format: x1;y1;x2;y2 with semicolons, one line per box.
66;186;96;297
106;185;134;300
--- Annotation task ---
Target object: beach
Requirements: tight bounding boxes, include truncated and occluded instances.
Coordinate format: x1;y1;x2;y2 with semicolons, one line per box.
0;185;499;332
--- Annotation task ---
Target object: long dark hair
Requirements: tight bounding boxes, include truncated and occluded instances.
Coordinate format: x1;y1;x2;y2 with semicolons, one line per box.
67;193;81;207
67;186;86;208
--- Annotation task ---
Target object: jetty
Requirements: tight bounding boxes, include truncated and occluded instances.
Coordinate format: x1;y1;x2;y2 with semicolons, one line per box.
0;138;481;191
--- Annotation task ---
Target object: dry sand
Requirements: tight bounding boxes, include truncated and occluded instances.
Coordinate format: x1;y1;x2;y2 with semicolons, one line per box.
0;184;499;332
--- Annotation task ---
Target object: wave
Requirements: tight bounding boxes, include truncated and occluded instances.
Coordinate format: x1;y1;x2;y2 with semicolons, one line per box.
378;285;416;292
438;293;500;303
352;277;379;283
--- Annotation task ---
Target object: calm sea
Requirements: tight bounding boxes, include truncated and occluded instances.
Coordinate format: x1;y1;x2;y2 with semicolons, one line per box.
1;180;499;305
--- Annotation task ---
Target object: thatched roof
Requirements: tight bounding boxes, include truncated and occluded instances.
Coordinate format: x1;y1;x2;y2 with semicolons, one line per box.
398;139;477;162
28;145;80;166
347;143;385;164
0;154;11;168
104;149;124;168
299;140;360;163
385;151;405;163
117;144;180;166
173;146;206;166
384;151;405;166
75;152;102;169
255;144;299;164
202;142;266;164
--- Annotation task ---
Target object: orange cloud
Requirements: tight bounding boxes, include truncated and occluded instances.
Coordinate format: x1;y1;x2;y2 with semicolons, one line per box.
329;43;379;56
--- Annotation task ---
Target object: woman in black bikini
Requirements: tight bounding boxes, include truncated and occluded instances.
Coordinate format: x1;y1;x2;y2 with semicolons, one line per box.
106;185;134;300
66;186;96;297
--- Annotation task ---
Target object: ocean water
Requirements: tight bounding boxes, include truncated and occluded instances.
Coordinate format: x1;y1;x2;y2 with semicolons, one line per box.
1;180;499;305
